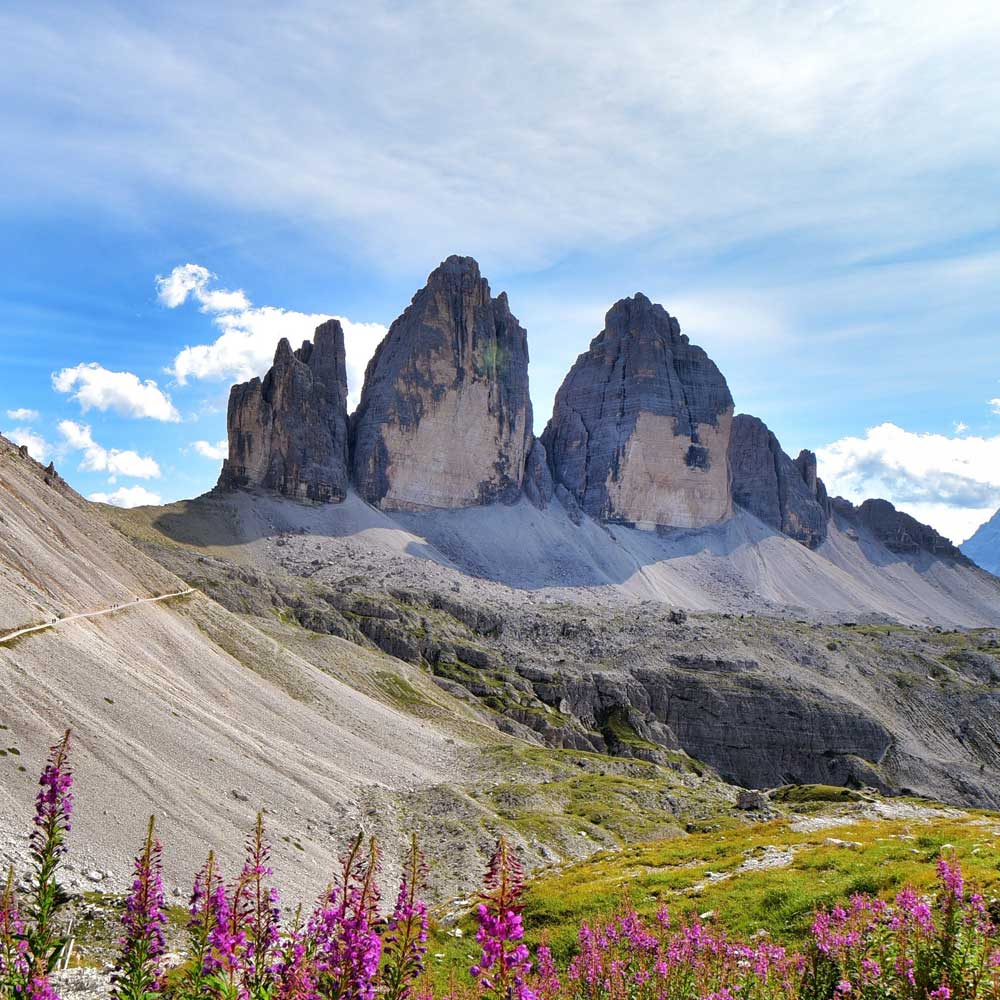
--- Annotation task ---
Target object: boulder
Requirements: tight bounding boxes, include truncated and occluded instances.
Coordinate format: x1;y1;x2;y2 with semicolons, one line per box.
351;256;533;510
728;414;829;548
218;320;350;502
542;294;734;529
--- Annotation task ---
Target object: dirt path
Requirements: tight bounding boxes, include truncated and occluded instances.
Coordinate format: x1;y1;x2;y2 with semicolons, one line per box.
0;588;196;645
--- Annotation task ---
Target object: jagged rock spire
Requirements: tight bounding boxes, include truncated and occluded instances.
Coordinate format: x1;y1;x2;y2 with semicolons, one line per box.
218;319;350;502
351;255;533;510
541;293;734;529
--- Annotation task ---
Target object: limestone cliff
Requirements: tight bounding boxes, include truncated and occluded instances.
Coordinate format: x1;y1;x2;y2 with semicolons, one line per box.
351;256;532;510
542;293;734;529
218;320;349;502
728;414;830;548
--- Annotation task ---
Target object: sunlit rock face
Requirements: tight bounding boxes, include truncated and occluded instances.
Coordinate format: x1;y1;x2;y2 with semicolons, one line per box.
542;293;734;530
728;414;831;549
219;320;350;502
351;255;533;511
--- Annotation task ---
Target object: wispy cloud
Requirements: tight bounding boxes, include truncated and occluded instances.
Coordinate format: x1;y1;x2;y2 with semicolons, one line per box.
52;363;180;422
6;408;39;421
3;3;999;270
160;264;386;409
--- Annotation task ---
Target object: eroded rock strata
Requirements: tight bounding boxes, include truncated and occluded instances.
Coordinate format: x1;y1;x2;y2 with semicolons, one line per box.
351;256;533;510
218;320;350;501
542;294;734;530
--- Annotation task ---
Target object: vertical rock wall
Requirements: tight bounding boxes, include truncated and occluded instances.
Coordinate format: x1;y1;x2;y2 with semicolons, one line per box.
350;256;533;511
542;294;734;530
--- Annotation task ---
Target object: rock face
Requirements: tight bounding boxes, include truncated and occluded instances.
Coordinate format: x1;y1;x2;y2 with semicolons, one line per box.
542;294;734;530
834;497;969;562
351;256;533;510
218;320;350;502
523;438;554;510
728;414;830;548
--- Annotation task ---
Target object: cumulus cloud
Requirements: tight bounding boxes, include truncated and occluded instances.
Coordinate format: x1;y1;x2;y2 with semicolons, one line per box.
52;363;180;422
817;423;1000;544
192;439;228;460
6;408;39;421
89;485;162;508
990;399;1000;415
160;264;386;409
57;420;161;479
155;263;250;312
3;427;51;462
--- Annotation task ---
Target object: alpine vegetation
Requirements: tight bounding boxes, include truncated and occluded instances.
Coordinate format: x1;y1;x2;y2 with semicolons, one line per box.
3;738;1000;1000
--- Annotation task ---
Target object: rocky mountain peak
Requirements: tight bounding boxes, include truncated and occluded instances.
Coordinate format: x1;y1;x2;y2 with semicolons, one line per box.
542;293;734;529
218;319;350;502
351;256;533;510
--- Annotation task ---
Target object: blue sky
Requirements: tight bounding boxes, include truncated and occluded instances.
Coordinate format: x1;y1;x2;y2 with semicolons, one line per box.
1;1;999;541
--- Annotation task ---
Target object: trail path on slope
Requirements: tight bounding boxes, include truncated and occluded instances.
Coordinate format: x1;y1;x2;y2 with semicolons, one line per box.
0;588;195;645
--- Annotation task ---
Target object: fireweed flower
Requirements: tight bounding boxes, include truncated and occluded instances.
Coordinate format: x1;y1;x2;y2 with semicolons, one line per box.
111;816;167;1000
26;730;73;980
180;851;224;997
937;858;965;901
238;813;281;998
1;867;31;997
310;834;383;1000
471;837;536;1000
382;834;430;1000
274;907;318;1000
531;944;560;1000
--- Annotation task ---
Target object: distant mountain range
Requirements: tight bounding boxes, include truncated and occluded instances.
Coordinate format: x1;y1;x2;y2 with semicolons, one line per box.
963;510;1000;575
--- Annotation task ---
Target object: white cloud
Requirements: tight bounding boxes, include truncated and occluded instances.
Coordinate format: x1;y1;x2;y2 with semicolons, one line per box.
817;422;1000;544
192;439;227;460
3;427;52;462
6;408;39;421
89;485;162;508
160;264;386;409
52;363;180;422
990;398;1000;415
954;422;969;434
57;420;161;480
155;263;250;312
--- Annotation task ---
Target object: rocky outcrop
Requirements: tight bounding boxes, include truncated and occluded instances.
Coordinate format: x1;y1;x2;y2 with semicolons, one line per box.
218;320;349;502
523;438;554;509
351;256;533;510
834;497;969;562
542;294;734;530
728;415;830;548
